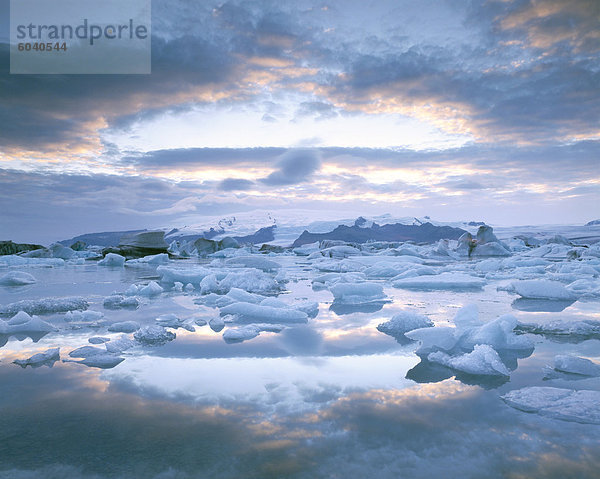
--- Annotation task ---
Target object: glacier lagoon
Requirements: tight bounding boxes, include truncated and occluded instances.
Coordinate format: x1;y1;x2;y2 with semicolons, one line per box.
1;225;600;478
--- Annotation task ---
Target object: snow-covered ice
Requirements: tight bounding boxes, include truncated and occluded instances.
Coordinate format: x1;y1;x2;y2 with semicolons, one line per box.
0;297;87;316
107;321;140;333
134;325;176;345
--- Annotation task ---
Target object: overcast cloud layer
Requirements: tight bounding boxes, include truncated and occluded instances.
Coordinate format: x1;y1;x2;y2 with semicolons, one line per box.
0;0;598;242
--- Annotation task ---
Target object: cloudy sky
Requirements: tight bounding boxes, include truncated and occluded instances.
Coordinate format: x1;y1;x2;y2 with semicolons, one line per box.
1;0;598;243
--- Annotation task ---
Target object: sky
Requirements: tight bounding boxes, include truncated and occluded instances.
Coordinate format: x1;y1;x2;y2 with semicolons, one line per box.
0;0;599;244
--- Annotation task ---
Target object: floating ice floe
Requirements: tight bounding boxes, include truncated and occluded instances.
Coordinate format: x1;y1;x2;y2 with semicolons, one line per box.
157;266;213;285
103;295;140;310
405;326;458;354
329;283;387;304
312;272;366;287
313;258;366;273
428;344;510;376
98;253;126;267
0;271;37;286
105;335;136;353
502;387;600;424
393;272;486;290
509;280;577;300
125;253;170;266
0;255;65;267
64;310;104;322
209;316;225;332
222;324;285;343
0;297;88;317
224;256;280;271
107;321;140;333
134;325;176;345
89;336;110;344
551;355;600;377
219;302;308;324
377;310;433;339
13;347;60;368
64;345;125;369
217;270;283;294
516;318;600;339
155;313;195;331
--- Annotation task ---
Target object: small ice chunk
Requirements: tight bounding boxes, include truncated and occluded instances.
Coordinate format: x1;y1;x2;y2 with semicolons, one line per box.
200;274;220;294
194;318;207;326
107;321;140;333
103;295;140;310
502;387;600;424
0;297;88;317
155;314;194;331
13;347;60;368
429;344;510;376
219;302;308;324
89;336;110;344
294;301;319;318
69;345;105;358
104;335;136;353
377;310;433;338
222;324;285;343
553;355;600;377
225;256;280;271
0;271;36;286
98;253;126;267
209;317;225;332
511;280;577;300
405;327;458;355
329;283;386;304
393;273;485;290
138;281;164;296
134;325;176;345
452;304;481;330
71;354;125;369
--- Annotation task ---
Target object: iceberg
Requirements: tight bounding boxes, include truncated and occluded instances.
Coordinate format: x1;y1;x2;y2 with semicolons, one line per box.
13;347;60;368
502;387;600;424
0;297;88;317
428;344;510;376
405;327;458;355
377;310;433;339
517;318;600;340
0;271;36;286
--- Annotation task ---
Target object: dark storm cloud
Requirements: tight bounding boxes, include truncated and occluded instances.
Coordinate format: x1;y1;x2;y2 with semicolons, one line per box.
124;147;286;169
261;149;322;186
